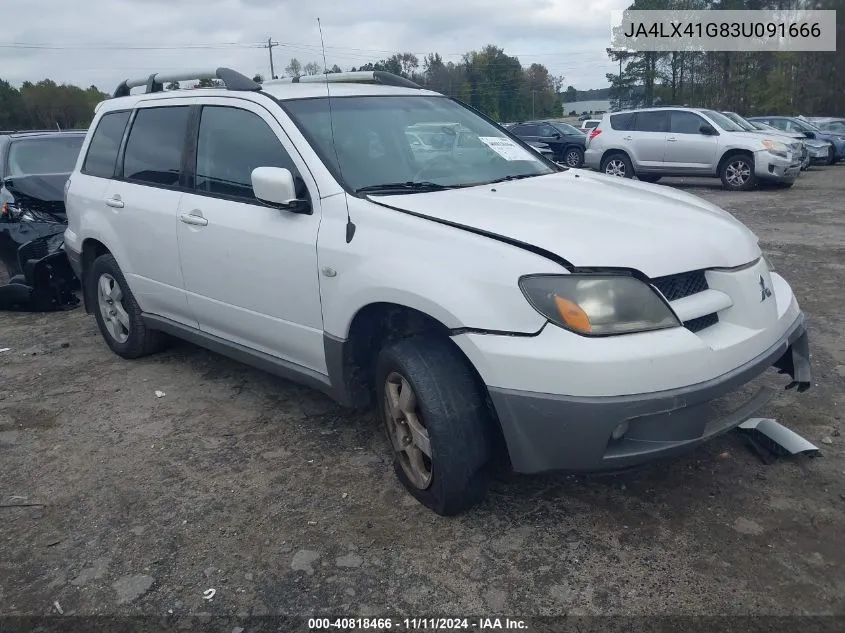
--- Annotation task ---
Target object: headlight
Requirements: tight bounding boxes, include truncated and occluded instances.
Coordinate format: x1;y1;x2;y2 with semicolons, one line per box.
761;139;789;158
519;274;681;336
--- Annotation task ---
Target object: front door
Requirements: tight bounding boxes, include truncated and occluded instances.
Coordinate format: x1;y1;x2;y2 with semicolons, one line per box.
176;100;325;374
663;110;719;174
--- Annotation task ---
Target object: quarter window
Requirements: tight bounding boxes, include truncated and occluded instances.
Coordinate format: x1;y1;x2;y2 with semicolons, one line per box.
194;106;303;201
82;111;131;178
122;106;190;186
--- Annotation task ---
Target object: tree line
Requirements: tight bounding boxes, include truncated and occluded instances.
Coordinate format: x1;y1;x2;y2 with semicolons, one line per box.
607;0;844;115
283;45;564;122
0;79;106;131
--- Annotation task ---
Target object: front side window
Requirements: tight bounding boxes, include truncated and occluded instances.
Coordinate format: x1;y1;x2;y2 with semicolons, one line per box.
669;111;707;134
82;111;131;178
122;106;190;186
7;136;84;177
283;95;553;193
195;106;303;201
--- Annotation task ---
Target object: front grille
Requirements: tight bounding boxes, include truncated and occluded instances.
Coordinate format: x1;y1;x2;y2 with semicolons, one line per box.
652;270;708;302
652;270;719;333
684;312;719;333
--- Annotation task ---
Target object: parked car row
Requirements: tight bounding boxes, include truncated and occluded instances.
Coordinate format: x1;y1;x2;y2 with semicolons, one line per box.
576;106;843;191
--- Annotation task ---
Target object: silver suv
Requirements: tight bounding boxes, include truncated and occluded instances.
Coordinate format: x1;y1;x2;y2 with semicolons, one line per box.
584;107;802;191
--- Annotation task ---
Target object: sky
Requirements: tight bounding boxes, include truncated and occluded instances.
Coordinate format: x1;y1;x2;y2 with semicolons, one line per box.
0;0;631;94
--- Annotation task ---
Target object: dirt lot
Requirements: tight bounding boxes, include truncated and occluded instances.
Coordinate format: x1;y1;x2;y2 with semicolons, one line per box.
2;166;844;622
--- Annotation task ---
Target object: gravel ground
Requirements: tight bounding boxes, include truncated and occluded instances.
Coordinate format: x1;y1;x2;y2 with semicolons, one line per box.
1;166;844;623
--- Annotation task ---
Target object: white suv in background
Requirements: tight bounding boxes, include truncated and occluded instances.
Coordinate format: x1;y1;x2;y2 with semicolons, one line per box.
64;69;811;515
584;107;802;190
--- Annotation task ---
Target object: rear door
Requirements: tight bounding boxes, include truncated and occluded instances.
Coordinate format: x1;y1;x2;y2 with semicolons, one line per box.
629;110;668;170
663;110;719;174
104;102;196;326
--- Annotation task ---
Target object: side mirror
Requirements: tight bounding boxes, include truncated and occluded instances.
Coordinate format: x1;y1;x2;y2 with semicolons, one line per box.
251;167;311;214
552;132;561;139
803;131;815;139
700;124;718;136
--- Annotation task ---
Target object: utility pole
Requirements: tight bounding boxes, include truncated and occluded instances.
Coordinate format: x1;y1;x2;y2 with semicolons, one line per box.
263;38;279;79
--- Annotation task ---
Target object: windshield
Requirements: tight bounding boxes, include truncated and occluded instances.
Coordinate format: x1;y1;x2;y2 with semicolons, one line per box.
721;112;756;132
791;119;822;133
6;136;84;177
553;122;584;135
701;110;744;132
284;95;555;193
819;120;845;133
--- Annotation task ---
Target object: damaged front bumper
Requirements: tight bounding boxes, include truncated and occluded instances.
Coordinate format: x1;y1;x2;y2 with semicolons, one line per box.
488;313;811;474
0;230;80;312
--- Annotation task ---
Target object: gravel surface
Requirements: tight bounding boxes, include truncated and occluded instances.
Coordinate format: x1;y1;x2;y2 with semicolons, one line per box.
1;167;843;619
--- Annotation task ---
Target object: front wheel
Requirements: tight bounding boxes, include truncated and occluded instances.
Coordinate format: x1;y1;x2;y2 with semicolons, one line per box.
826;146;836;165
375;335;493;516
719;154;758;191
601;153;634;178
562;146;584;168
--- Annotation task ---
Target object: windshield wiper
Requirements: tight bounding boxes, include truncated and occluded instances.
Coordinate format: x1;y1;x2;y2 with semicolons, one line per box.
356;181;453;194
485;173;543;185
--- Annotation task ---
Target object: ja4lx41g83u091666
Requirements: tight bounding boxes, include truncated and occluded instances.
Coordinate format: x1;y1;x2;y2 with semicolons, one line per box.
63;69;812;515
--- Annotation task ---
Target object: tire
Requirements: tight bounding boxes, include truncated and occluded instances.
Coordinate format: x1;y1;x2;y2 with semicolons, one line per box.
825;146;836;165
562;146;584;168
638;174;662;183
601;152;634;178
375;335;493;516
719;153;758;191
89;254;167;359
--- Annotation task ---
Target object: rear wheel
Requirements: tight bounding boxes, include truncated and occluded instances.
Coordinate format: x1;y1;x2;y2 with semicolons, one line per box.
563;146;584;168
826;146;836;165
719;153;758;191
89;254;167;359
375;335;493;516
601;152;634;178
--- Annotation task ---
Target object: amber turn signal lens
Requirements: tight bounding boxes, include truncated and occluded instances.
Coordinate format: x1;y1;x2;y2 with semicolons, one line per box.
553;295;592;333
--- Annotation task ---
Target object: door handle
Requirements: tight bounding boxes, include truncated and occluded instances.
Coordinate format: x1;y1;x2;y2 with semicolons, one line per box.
667;137;678;142
622;135;633;141
179;211;208;226
104;195;124;208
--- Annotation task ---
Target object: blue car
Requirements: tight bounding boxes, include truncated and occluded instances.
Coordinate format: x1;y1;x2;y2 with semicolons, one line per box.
748;116;845;164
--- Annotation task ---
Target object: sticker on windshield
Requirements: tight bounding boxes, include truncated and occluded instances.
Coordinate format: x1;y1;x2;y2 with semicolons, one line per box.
479;137;538;161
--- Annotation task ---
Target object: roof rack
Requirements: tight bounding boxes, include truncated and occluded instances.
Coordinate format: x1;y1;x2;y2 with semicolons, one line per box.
264;71;422;90
112;67;261;98
0;129;87;135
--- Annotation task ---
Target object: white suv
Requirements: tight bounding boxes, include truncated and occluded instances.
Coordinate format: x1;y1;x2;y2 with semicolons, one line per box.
584;107;802;190
64;68;811;515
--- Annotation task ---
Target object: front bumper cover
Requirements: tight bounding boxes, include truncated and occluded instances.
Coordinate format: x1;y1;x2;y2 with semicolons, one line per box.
488;313;811;474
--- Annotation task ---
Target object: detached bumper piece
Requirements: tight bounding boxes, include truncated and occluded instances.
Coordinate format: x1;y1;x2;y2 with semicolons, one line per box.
489;314;811;474
0;234;80;312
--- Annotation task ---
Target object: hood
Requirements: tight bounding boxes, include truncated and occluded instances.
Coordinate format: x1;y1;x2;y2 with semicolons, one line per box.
2;174;69;221
370;170;760;278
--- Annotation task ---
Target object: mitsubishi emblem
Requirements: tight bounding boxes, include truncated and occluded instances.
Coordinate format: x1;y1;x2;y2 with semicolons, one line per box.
759;275;772;302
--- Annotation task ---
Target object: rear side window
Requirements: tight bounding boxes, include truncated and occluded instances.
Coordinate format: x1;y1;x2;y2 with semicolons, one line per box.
82;111;131;178
669;111;705;134
194;106;303;201
122;106;190;186
635;111;669;132
609;113;635;131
